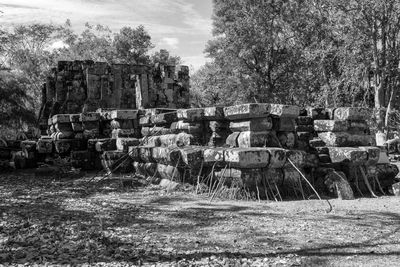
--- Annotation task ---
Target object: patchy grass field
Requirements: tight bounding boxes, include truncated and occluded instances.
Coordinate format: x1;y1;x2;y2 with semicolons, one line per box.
0;170;400;266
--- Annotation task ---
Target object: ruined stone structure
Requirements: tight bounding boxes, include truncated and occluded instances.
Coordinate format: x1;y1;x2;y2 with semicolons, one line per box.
0;61;399;200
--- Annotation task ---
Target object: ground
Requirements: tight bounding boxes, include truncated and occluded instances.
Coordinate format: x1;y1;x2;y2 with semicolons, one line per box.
0;171;400;266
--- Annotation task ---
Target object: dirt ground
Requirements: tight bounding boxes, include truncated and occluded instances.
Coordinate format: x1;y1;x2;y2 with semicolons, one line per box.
0;170;399;266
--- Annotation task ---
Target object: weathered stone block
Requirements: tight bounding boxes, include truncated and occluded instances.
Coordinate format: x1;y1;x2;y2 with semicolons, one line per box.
110;109;138;120
327;147;368;164
151;147;175;165
266;148;286;168
141;127;173;136
285;150;306;167
151;112;178;125
204;106;225;120
358;146;380;165
224;103;270;120
80;112;100;122
172;121;204;134
270;104;300;118
224;148;270;168
95;139;117;152
230;118;273;132
318;132;374;147
111;129;136;138
116;138;140;152
55;122;73;132
139;115;152;126
177;108;205;122
237;131;269;148
142;136;161;147
52;114;70;124
203;147;225;165
314;120;348;132
174;146;204;167
334;107;371;121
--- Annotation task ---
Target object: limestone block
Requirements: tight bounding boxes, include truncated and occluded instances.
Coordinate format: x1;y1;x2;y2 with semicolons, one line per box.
314;120;348;132
327;147;368;164
237;131;270;148
176;133;195;147
151;147;175;165
111;129;136;139
142;136;161;147
358;146;380;165
204;106;225;120
54;131;75;140
172;121;204;134
151;112;178;125
285;150;306;167
80;112;100;122
177;108;205;122
110;109;138;120
36;139;53;154
139;116;152;126
224;103;270;120
159;134;178;147
203;147;225;165
52;114;70;124
266;148;286;168
318;132;374;147
270;104;300;118
230;117;273;132
141;127;173;136
175;146;204;167
224;148;270;168
95;139;117;152
116;138;140;152
334;107;371;121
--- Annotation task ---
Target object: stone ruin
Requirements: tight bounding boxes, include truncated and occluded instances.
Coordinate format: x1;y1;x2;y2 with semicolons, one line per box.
0;60;399;200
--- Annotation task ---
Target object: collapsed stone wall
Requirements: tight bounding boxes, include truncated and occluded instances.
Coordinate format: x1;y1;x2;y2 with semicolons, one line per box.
38;60;190;135
12;104;395;200
0;60;399;200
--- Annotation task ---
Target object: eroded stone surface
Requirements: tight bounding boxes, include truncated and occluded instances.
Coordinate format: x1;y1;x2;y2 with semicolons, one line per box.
327;147;368;164
224;148;270;168
318;132;374;147
224;103;270;120
230;118;273;132
334;107;371;121
314;120;348;132
270;104;300;118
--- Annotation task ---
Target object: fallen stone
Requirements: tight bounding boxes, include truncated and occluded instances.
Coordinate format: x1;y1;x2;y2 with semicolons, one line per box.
204;106;225;120
314;120;348;132
141;126;173;136
224;103;270;120
230;118;273;132
270;104;300;118
266;148;286;168
174;146;204;167
116;138;140;153
110;109;138;120
358;146;380;165
95;139;117;152
327;147;368;164
159;178;180;191
151;112;178;125
237;131;268;148
334;107;371;121
177;108;205;122
52;114;70;124
318;132;374;147
224;148;270;168
80;112;100;122
111;129;137;138
285;150;306;167
203;147;225;166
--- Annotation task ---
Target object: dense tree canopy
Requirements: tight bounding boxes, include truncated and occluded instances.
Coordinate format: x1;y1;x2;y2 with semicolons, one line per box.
193;0;400;132
0;21;179;129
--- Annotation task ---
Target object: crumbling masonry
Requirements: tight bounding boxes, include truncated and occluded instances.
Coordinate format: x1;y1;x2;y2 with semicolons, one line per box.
1;60;399;200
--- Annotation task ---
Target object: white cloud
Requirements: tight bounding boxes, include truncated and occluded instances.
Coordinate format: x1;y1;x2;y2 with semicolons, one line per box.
159;37;179;49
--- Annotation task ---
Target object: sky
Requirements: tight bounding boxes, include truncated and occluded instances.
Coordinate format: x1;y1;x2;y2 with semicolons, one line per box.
0;0;214;70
